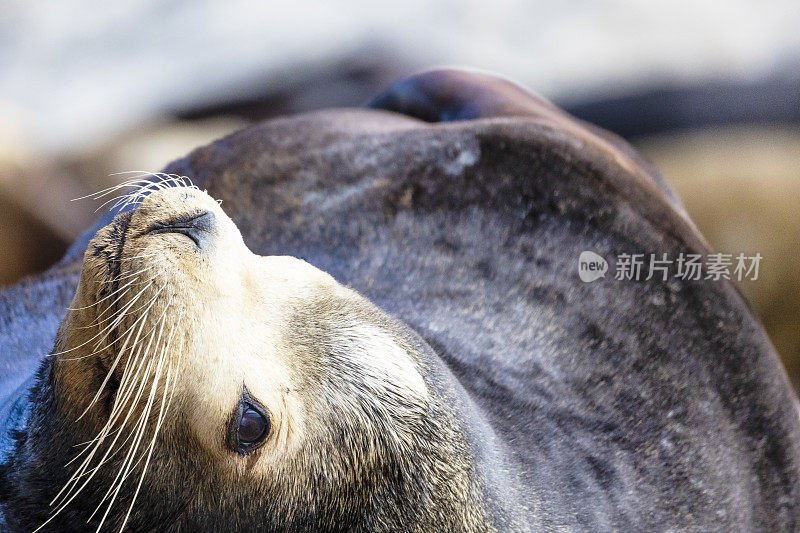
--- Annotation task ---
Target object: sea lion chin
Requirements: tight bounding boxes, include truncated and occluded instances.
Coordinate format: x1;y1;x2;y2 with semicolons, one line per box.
4;184;484;532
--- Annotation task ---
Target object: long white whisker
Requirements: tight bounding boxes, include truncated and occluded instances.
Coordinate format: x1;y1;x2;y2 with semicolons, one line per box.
58;278;158;361
118;349;172;531
80;284;167;418
45;292;171;525
72;179;155;202
51;297;161;506
49;280;153;357
80;312;166;496
45;339;156;522
103;264;158;285
88;270;163;331
93;304;174;530
69;277;138;313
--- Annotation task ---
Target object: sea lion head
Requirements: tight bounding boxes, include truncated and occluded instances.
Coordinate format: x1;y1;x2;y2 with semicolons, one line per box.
18;182;484;532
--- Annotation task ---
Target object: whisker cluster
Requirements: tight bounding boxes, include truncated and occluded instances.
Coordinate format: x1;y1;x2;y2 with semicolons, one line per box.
38;274;182;532
36;173;198;531
72;171;202;213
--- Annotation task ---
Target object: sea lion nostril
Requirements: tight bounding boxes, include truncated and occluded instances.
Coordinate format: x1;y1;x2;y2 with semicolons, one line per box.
146;211;215;249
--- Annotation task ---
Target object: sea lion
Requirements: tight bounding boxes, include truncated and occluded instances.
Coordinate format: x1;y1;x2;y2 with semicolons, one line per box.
2;69;800;531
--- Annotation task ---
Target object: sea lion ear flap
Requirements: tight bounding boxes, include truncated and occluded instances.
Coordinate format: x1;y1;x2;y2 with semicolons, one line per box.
367;68;559;123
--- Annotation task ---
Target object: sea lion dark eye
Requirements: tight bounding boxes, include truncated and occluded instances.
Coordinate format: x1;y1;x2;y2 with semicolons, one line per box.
228;391;271;456
238;406;268;444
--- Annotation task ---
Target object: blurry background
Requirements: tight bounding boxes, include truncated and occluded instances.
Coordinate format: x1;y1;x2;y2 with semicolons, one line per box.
0;0;798;386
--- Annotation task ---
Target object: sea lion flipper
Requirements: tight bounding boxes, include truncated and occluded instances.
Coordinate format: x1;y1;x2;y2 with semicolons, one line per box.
368;69;684;210
367;68;557;122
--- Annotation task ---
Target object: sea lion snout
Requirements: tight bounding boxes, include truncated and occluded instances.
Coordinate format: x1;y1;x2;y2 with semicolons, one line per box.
120;186;250;282
144;210;217;250
59;185;253;396
130;186;237;253
76;186;250;310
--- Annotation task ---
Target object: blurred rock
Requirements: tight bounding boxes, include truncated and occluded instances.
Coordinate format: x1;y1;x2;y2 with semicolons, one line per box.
1;0;799;156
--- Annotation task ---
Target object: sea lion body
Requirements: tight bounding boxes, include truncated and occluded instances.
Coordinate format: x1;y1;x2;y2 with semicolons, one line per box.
2;71;800;531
